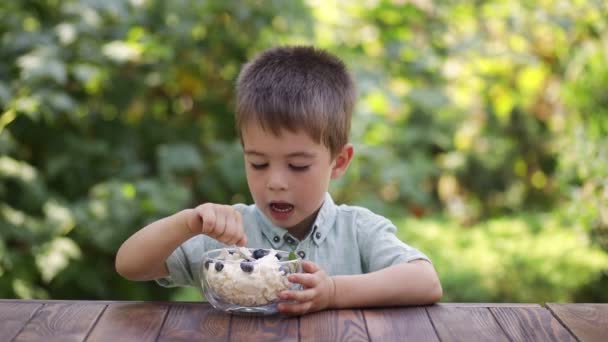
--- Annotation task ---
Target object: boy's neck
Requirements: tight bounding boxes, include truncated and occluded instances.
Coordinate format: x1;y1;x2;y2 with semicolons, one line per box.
287;206;322;241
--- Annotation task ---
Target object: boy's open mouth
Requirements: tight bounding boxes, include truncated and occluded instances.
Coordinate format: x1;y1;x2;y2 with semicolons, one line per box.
270;202;294;213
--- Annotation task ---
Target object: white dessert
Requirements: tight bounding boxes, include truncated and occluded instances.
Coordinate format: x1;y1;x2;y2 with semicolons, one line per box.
204;248;297;306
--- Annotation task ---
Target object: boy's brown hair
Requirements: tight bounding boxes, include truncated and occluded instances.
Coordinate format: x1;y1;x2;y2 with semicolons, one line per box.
235;46;356;158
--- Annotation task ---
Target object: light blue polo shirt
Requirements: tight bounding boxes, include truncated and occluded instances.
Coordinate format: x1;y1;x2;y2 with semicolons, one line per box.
156;193;430;290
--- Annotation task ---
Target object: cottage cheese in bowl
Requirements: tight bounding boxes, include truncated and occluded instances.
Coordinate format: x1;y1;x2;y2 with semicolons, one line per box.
201;247;302;315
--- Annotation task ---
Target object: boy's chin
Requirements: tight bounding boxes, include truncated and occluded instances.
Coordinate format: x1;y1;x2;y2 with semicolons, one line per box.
269;218;295;229
268;214;302;230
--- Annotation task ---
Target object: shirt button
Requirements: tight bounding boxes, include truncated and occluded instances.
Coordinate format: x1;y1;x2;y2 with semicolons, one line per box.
273;236;280;242
286;237;295;245
297;251;306;259
315;232;321;239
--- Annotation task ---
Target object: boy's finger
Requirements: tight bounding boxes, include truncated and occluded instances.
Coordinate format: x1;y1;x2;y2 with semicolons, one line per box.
288;273;318;288
221;224;237;245
221;214;237;243
231;209;247;246
224;210;246;245
301;261;320;273
237;234;248;246
200;206;216;235
229;229;247;246
235;235;248;246
214;213;227;238
280;289;315;302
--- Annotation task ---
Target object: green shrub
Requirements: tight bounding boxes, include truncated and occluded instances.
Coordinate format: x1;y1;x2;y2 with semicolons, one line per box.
397;214;608;303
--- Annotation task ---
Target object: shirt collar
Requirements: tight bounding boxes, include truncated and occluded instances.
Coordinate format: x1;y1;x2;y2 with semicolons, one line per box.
255;192;337;248
310;192;337;245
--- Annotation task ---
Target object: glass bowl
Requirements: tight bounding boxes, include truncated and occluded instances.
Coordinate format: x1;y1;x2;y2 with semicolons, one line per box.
200;247;302;315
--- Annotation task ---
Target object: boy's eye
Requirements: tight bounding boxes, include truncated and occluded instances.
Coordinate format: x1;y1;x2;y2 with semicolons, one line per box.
250;163;268;170
289;164;310;172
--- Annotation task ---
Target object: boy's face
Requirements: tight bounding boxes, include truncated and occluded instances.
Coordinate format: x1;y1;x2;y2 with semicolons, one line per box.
241;123;352;231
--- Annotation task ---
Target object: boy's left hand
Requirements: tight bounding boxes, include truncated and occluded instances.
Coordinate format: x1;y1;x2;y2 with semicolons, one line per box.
277;261;336;315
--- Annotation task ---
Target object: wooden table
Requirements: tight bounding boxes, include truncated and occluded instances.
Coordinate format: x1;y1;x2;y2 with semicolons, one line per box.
1;300;606;341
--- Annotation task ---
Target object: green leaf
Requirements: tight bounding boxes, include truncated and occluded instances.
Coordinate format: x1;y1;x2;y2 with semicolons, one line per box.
35;237;82;283
288;251;297;260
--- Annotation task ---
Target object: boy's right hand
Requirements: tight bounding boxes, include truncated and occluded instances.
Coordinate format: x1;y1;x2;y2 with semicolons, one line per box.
185;203;247;246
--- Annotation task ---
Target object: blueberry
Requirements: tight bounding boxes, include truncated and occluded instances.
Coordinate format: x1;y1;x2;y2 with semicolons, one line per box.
279;265;291;275
252;249;269;259
204;260;212;270
214;261;224;272
240;261;254;273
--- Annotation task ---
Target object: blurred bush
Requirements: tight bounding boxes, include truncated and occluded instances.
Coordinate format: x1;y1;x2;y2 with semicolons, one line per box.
1;0;607;302
398;215;608;303
0;0;311;300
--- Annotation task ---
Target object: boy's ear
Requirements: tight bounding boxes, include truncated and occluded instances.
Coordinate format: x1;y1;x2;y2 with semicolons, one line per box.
331;143;354;179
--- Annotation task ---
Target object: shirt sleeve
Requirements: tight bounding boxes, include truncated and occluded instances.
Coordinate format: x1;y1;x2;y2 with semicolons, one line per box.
155;235;207;288
357;210;430;273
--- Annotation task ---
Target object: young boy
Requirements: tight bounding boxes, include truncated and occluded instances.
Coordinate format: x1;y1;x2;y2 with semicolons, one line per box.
116;46;442;315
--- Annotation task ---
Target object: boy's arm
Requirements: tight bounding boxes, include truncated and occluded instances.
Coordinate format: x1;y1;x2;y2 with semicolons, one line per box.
278;259;441;315
115;204;247;281
115;209;196;281
331;260;442;308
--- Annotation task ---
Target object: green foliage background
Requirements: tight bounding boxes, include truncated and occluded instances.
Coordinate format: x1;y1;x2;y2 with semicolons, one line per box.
1;0;607;303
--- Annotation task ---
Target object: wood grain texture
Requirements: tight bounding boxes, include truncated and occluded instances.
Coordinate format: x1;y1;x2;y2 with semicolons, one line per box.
86;302;168;342
363;306;439;342
0;302;42;341
229;314;299;342
12;302;105;342
491;306;576;341
157;303;230;342
427;305;510;342
300;309;369;342
437;303;541;307
2;300;605;341
546;303;608;342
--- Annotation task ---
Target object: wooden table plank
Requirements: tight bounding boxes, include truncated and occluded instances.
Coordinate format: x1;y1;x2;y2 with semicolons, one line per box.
0;302;43;341
546;303;608;342
86;303;168;342
12;302;105;342
300;309;369;342
2;300;606;342
363;306;439;342
491;306;576;341
157;303;230;342
229;314;299;342
427;305;510;342
437;303;541;307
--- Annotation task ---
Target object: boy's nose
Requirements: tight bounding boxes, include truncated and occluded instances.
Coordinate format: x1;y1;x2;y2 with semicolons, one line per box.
267;171;287;191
